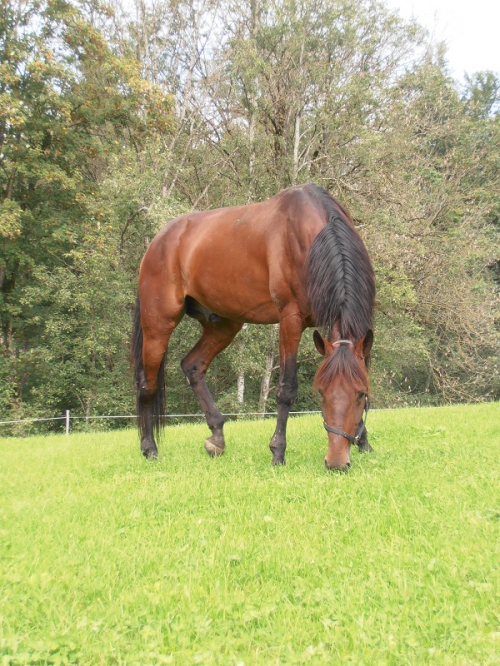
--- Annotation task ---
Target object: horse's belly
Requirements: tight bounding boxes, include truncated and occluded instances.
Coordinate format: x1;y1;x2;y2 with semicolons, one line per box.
190;272;280;324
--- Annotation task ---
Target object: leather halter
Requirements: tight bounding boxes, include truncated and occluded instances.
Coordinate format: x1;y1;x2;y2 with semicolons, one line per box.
321;337;370;445
323;396;370;445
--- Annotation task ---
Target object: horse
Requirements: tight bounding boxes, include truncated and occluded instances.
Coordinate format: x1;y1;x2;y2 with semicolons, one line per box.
131;183;375;470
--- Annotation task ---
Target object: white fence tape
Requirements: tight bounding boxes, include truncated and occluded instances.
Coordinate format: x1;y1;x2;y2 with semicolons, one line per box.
0;416;66;425
0;410;323;427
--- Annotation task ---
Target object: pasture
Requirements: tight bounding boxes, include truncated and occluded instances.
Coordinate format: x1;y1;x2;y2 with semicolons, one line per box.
0;403;499;665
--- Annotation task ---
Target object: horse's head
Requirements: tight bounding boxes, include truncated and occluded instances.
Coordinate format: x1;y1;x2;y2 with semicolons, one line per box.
313;329;373;471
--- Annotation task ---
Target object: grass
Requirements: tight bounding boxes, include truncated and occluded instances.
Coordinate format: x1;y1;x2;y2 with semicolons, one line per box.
0;403;499;666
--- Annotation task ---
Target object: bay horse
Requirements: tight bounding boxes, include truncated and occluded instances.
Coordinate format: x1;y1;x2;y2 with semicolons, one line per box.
131;183;375;470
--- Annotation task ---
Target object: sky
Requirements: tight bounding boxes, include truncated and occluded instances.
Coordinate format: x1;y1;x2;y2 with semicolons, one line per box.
384;0;500;81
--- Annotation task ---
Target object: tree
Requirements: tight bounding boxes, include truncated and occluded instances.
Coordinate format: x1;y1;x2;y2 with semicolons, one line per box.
1;0;498;432
0;0;174;427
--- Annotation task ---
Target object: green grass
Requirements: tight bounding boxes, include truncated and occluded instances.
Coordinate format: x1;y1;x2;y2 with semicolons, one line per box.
0;403;499;666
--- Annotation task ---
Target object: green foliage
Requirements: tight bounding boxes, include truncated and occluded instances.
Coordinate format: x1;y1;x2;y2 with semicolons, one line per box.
0;0;498;426
0;403;499;664
20;240;132;418
464;71;500;119
0;0;175;425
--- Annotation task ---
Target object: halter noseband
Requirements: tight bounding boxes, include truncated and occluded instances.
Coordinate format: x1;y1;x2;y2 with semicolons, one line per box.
323;396;370;445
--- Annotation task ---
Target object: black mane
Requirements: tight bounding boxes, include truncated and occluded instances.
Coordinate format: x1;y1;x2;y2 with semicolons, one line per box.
305;184;375;342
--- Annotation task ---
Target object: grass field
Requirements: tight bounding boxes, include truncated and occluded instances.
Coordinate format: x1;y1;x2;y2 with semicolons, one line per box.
0;403;499;665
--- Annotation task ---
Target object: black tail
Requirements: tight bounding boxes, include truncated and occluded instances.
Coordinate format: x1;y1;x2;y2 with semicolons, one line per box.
131;295;166;442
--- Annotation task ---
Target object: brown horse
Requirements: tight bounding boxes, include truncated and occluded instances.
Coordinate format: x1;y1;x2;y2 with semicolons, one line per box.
131;183;375;470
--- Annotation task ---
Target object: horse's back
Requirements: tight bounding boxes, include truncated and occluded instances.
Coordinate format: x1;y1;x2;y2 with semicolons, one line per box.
141;186;326;323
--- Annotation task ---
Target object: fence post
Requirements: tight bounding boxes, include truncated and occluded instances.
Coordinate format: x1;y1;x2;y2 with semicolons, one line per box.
65;410;70;436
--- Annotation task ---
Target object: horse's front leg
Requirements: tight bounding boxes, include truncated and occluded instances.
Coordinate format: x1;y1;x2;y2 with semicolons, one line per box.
357;427;374;453
269;309;304;465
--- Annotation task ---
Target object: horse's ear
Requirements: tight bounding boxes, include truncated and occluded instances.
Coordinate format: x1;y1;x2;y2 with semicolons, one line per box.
313;330;333;357
362;329;374;358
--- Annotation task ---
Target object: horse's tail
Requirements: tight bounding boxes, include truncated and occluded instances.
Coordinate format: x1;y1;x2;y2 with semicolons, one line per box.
131;294;166;441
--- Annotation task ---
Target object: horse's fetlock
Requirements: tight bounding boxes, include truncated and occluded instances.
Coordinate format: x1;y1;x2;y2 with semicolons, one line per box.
209;417;225;433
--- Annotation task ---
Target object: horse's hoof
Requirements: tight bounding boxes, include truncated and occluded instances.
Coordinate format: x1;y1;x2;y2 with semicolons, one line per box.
272;457;286;466
141;439;158;458
141;445;158;460
204;438;225;457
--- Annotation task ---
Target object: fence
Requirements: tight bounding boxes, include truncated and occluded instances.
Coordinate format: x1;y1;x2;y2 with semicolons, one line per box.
0;409;325;435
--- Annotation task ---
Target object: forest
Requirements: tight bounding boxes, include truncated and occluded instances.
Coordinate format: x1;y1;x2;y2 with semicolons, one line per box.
0;0;499;432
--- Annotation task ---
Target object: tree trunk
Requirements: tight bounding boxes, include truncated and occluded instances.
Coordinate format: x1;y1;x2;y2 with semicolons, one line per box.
292;110;301;184
236;324;248;404
237;369;245;404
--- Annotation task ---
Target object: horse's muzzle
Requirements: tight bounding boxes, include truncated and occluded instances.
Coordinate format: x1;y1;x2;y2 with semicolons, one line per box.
324;458;351;472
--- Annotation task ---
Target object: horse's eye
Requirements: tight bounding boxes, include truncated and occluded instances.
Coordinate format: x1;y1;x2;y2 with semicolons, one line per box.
357;392;365;401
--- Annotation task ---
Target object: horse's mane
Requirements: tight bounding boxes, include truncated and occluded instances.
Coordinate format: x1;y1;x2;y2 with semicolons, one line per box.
306;184;375;339
305;184;375;387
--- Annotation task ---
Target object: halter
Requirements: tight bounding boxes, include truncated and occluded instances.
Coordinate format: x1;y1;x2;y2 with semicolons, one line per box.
321;337;370;445
323;396;370;445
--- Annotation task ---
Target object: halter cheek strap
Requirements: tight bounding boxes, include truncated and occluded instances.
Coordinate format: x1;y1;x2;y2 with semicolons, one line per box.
323;397;370;445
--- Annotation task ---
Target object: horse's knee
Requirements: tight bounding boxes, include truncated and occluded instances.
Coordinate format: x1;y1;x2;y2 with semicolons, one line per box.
277;380;298;407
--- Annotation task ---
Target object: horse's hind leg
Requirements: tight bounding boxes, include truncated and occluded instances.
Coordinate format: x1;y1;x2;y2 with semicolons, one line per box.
137;326;174;459
135;292;184;459
181;318;243;456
